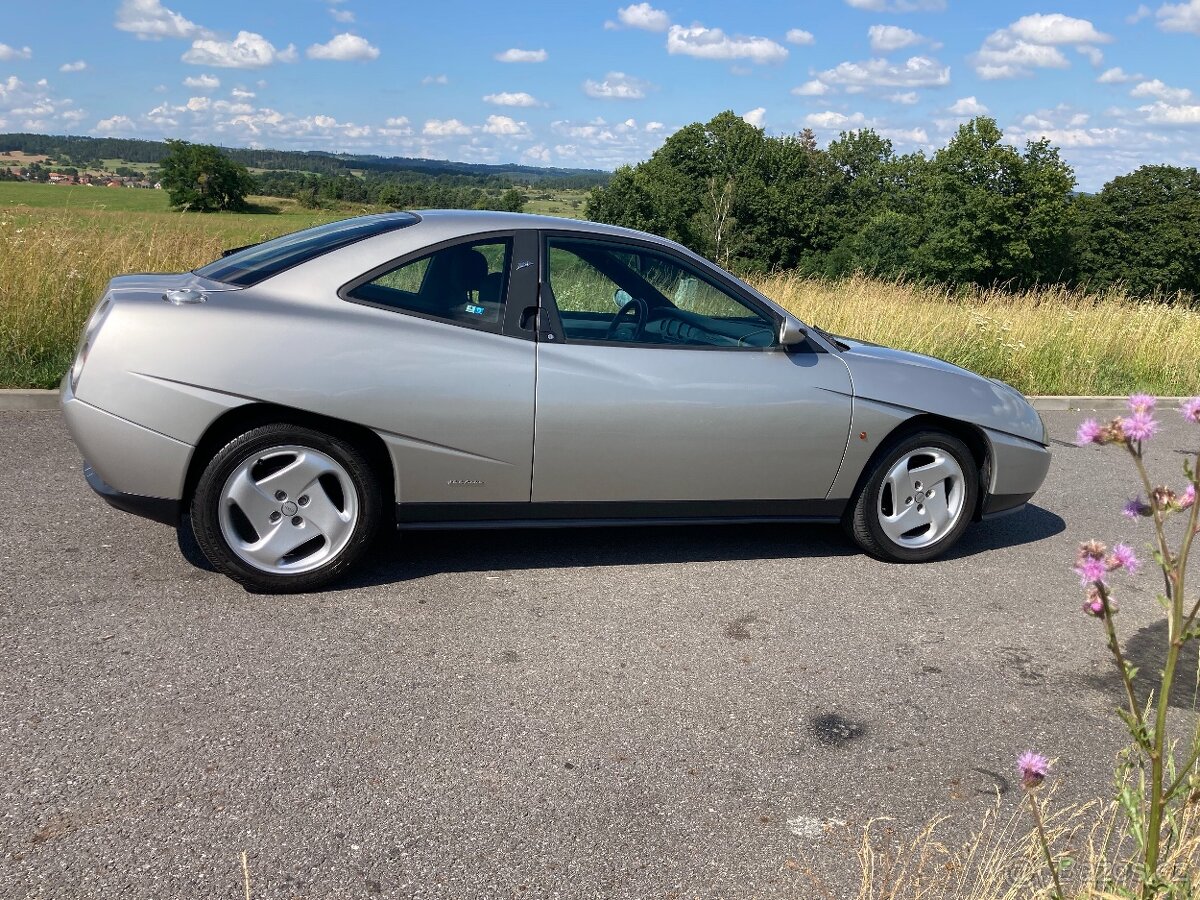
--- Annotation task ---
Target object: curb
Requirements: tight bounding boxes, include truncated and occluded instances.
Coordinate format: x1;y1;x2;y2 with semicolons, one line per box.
0;389;60;410
0;389;1192;413
1028;396;1189;411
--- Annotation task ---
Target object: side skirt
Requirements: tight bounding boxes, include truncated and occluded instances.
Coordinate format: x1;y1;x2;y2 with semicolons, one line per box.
395;499;846;530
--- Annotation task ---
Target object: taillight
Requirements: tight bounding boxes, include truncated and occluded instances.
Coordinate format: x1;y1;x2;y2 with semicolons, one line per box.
70;295;112;393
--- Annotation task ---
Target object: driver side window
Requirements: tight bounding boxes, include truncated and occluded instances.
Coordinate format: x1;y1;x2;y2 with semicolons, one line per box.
545;238;776;348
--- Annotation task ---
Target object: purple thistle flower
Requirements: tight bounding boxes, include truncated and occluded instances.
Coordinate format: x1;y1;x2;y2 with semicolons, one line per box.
1181;484;1196;511
1122;412;1159;443
1076;419;1103;446
1109;543;1141;575
1083;596;1106;618
1182;398;1200;424
1018;750;1050;789
1128;394;1157;414
1075;556;1108;585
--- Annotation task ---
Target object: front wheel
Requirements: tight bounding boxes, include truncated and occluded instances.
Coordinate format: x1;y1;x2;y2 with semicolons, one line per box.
846;430;978;563
190;424;382;593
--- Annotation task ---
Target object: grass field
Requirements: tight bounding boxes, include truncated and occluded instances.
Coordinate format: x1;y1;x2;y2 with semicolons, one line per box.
1;181;1197;394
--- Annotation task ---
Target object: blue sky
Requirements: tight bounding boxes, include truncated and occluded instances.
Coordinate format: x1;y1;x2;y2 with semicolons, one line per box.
0;1;1197;189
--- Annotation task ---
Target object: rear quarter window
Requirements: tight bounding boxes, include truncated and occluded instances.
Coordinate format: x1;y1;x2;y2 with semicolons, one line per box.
195;212;420;287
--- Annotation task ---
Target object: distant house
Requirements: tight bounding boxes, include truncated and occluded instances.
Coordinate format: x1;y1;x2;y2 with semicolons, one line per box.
106;181;122;188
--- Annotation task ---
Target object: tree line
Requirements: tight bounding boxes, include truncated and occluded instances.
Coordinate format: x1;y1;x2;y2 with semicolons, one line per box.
585;111;1200;301
0;132;607;187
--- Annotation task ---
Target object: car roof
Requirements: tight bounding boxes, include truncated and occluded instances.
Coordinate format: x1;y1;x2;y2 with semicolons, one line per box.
408;209;685;250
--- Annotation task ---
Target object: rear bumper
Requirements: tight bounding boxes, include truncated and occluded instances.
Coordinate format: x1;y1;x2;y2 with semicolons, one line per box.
83;461;180;526
61;385;192;502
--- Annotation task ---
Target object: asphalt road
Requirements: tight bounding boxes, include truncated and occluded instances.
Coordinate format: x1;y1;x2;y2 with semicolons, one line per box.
2;409;1198;899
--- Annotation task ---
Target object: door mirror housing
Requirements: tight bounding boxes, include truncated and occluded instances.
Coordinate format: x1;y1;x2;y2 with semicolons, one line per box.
778;315;807;349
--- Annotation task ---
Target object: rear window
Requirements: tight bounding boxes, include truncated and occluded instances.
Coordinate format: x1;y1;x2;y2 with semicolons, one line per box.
195;212;420;287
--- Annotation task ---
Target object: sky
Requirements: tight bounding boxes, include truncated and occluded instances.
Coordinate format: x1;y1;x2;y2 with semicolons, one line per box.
0;1;1198;190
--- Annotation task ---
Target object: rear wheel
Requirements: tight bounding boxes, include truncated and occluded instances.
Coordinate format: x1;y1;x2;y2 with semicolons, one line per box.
191;424;382;592
847;430;978;563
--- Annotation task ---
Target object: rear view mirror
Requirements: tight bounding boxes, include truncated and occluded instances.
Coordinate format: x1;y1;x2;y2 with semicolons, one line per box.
778;315;807;348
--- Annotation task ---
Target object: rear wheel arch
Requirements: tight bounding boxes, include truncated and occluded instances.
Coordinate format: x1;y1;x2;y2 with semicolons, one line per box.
184;404;395;520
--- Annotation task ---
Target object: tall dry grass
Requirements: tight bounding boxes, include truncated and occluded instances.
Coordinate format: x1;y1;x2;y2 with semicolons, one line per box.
753;272;1200;397
803;793;1200;899
0;205;331;387
1;202;1198;394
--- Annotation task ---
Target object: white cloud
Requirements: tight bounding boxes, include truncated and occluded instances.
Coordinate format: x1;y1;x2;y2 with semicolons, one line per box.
844;0;946;10
948;95;988;115
1077;45;1104;66
1098;66;1139;83
972;14;1110;79
421;74;448;85
583;71;652;99
482;114;530;136
804;110;868;129
95;114;135;134
786;28;815;46
614;3;670;31
868;25;927;52
1128;4;1152;23
1157;0;1200;33
495;48;547;63
881;126;929;143
1008;13;1111;44
741;106;766;127
817;55;950;90
306;33;379;61
183;31;297;68
115;0;211;41
792;79;831;96
0;43;32;61
423;118;472;136
329;6;354;22
886;91;919;104
0;74;84;131
665;24;788;64
483;91;544;107
183;73;220;90
59;60;87;73
1138;100;1200;124
645;121;665;132
1131;79;1193;102
230;87;255;99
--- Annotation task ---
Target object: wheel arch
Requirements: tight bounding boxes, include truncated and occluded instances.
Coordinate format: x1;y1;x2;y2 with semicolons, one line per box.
847;413;992;522
183;403;396;519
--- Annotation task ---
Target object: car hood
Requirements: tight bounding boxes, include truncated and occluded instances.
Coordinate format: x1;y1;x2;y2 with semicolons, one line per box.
834;336;1046;445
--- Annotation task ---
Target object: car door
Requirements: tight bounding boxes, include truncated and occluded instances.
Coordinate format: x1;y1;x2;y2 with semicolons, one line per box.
531;233;853;511
335;229;540;509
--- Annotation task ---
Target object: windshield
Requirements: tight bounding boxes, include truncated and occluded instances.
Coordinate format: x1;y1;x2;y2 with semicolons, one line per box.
195;212;420;287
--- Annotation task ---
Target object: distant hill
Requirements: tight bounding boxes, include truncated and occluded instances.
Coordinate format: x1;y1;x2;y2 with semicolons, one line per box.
0;133;610;188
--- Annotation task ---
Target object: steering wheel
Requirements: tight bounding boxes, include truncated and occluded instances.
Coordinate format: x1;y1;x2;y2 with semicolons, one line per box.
605;296;649;342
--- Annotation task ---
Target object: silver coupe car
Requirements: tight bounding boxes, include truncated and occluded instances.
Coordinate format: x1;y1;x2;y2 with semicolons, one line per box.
62;210;1051;592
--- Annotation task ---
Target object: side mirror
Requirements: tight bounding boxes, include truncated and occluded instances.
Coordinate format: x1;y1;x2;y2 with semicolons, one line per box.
778;315;807;348
613;289;633;309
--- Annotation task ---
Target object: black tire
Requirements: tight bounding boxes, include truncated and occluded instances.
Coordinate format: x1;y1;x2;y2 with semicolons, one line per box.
190;423;382;593
846;430;978;563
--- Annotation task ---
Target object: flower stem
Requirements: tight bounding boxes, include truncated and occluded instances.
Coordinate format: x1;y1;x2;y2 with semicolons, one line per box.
1027;789;1064;900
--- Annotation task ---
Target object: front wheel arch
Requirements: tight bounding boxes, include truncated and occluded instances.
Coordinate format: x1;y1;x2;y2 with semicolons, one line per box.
843;413;991;524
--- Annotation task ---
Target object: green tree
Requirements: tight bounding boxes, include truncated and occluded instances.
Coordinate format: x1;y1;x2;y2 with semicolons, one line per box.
1074;165;1200;299
159;140;254;212
915;117;1076;286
